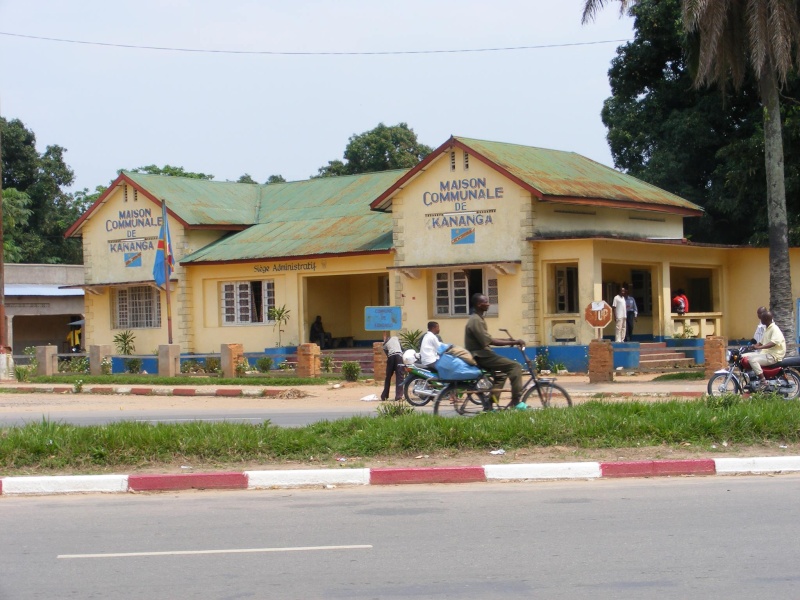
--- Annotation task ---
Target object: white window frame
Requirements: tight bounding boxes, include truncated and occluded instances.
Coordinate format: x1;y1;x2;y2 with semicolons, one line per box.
113;286;161;329
221;280;275;326
434;268;498;317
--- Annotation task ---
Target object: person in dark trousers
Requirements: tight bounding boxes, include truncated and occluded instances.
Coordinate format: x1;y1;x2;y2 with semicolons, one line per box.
464;293;525;410
624;288;638;342
380;333;404;401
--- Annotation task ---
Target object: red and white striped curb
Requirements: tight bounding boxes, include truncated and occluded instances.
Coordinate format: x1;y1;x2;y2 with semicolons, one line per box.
2;456;800;496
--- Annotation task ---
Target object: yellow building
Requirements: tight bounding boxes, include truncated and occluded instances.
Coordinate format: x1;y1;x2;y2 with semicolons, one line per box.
65;136;798;370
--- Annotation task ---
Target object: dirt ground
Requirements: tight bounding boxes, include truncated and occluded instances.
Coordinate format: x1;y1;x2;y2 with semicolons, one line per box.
2;377;796;476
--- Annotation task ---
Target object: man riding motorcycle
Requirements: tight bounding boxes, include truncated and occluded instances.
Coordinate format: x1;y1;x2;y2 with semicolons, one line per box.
743;310;786;391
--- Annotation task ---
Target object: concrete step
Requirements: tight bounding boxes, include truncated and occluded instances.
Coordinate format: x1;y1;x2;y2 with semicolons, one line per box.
639;357;696;369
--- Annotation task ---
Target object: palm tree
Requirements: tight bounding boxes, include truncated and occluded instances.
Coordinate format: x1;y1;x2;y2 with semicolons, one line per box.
583;0;797;342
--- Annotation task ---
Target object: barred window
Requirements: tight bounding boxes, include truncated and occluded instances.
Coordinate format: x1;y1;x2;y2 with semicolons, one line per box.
434;269;498;317
221;280;275;325
113;286;161;329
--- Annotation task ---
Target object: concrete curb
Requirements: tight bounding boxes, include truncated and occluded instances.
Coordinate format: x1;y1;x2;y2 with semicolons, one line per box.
3;457;800;497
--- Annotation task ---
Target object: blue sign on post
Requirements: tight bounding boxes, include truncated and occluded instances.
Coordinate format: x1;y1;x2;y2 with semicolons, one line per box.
365;306;402;331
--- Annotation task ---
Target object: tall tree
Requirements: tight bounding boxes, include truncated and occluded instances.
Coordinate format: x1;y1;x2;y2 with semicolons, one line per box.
314;123;432;178
583;0;799;340
0;117;84;263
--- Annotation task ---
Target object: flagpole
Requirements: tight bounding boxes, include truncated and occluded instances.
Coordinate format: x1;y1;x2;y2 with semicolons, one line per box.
161;201;173;344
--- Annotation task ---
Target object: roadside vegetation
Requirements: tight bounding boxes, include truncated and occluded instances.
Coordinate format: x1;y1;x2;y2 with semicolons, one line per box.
6;374;352;388
1;394;798;475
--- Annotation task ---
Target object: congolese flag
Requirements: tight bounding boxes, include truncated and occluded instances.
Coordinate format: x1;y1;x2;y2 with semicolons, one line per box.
153;203;173;288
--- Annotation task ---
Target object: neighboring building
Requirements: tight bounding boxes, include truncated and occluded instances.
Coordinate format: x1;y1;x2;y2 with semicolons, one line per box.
4;264;85;354
64;136;799;369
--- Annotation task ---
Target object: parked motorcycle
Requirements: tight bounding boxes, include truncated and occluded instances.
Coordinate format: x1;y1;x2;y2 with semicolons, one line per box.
707;345;800;399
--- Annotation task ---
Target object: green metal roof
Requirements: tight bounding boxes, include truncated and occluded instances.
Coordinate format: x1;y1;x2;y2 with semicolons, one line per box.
453;137;702;212
176;170;405;263
123;172;262;225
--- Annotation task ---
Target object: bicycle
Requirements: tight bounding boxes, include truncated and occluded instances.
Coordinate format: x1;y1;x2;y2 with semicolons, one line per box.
432;330;573;416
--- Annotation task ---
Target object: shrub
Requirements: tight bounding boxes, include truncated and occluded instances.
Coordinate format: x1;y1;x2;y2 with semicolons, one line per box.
23;346;38;373
181;359;203;374
256;356;274;373
341;361;361;382
235;358;249;377
15;365;31;382
113;330;136;355
100;356;112;375
376;400;415;417
535;348;551;373
124;358;143;374
204;356;220;373
59;356;89;374
320;353;335;374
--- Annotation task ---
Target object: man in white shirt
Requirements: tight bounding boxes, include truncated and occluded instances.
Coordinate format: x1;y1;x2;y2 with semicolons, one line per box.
419;321;441;369
612;287;627;342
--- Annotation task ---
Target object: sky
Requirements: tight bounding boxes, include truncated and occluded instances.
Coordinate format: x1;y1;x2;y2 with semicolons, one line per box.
0;0;634;193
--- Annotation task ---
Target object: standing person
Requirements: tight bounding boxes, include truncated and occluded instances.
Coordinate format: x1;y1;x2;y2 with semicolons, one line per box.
465;293;525;410
419;321;441;369
742;310;786;390
380;333;404;401
624;288;638;342
612;287;627;342
751;306;768;344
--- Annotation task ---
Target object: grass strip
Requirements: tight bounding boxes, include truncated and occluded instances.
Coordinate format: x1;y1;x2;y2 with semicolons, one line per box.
1;396;799;474
14;374;351;387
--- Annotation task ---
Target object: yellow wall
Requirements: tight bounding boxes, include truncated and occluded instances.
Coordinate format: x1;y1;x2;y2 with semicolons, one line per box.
535;203;684;238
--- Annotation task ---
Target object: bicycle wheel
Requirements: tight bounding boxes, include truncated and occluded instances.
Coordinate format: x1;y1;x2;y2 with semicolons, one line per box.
522;381;573;408
706;373;741;397
433;384;484;416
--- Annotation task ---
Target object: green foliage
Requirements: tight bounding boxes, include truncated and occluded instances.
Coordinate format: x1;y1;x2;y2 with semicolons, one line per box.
268;304;291;347
674;324;697;339
100;356;112;376
113;330;136;355
320;353;335;374
23;346;38;373
72;379;84;393
376;400;415;417
705;393;742;410
341;361;361;382
204;356;220;373
398;329;423;352
127;164;214;180
266;174;286;184
14;365;31;382
314;123;432;178
235;358;249;377
58;356;89;374
597;0;798;246
535;348;551;373
5;397;800;473
181;359;203;374
1;117;85;264
124;358;142;374
256;356;274;373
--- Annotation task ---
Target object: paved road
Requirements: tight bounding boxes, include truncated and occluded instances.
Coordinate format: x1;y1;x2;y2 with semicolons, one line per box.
2;476;799;599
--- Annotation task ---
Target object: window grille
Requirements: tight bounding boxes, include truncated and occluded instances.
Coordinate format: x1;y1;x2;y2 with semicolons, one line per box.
113;286;161;329
434;268;498;317
450;151;456;171
464;152;470;170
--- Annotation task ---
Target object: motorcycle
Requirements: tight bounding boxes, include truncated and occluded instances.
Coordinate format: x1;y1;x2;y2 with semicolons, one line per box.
707;345;800;399
401;350;483;407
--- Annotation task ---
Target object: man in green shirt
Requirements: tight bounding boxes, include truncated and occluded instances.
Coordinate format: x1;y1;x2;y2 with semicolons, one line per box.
465;293;525;410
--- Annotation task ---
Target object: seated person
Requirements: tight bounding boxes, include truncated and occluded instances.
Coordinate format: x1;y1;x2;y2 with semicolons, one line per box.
419;321;441;370
742;310;786;390
309;315;332;349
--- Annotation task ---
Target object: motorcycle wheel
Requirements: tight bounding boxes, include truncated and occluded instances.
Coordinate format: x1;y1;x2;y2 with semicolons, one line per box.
779;369;800;400
404;376;433;406
707;373;742;396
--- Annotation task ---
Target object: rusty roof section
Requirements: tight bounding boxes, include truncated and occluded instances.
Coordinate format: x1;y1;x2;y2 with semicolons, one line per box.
179;170;405;264
370;136;703;216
